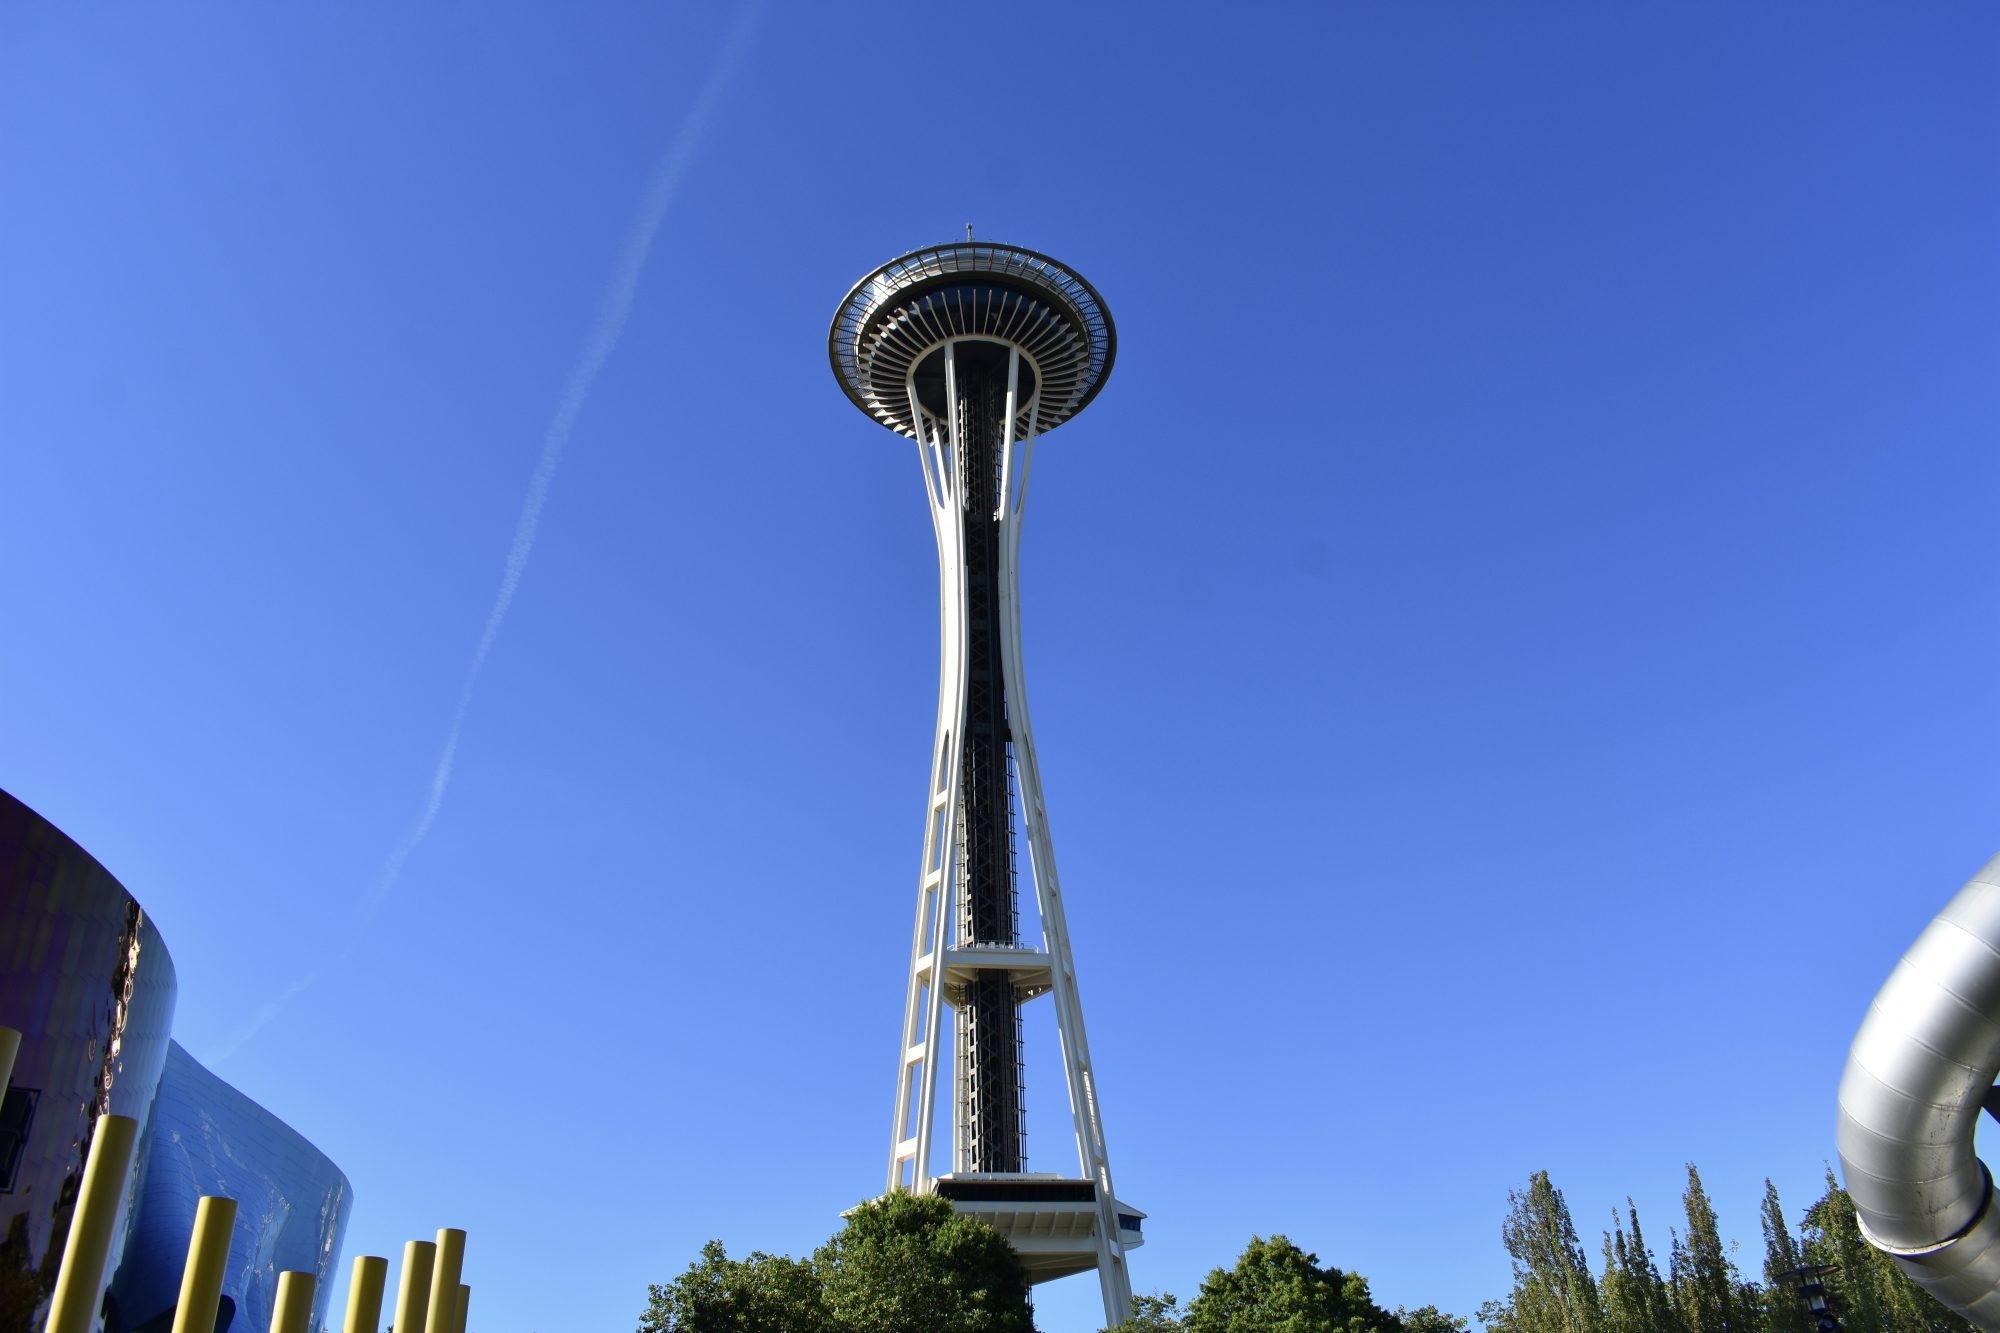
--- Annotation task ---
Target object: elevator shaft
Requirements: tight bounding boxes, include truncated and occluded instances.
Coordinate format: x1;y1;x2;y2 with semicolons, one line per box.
952;351;1024;1175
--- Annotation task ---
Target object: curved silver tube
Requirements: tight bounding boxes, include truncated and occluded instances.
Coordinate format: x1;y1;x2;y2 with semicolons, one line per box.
1838;852;2000;1328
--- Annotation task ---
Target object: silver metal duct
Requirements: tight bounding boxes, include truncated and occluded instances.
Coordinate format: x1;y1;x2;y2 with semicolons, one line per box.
1838;852;2000;1328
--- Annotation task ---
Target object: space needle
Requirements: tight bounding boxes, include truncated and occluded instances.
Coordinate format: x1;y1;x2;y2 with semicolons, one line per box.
829;240;1144;1327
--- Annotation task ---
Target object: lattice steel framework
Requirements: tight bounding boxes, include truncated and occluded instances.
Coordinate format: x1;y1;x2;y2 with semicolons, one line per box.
829;242;1139;1329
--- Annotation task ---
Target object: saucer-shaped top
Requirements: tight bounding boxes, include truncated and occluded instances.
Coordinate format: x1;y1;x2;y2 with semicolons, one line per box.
829;242;1115;440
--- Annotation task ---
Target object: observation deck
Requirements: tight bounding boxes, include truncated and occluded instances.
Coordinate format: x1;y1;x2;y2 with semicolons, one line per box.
828;241;1116;440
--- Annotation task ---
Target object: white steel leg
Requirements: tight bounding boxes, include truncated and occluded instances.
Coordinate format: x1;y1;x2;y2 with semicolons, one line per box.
995;391;1134;1329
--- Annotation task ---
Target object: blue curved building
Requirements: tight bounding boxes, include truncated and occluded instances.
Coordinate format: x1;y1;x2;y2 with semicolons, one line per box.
1;789;352;1333
0;789;178;1330
108;1043;351;1333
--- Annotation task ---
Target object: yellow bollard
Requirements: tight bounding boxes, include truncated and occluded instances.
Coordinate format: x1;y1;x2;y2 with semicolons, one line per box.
341;1254;389;1333
391;1239;437;1333
170;1195;239;1333
455;1282;471;1333
0;1025;20;1094
45;1112;139;1333
424;1228;465;1333
271;1269;317;1333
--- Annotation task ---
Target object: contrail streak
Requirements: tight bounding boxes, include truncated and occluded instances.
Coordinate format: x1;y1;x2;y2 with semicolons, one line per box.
211;6;762;1063
368;0;762;918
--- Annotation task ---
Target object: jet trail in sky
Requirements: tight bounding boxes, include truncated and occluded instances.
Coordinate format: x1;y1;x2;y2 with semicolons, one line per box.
368;2;764;919
212;5;763;1063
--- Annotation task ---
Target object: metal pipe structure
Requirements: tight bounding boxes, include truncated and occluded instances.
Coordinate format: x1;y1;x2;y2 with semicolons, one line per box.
45;1112;140;1333
170;1195;240;1333
271;1270;318;1333
830;242;1142;1330
1838;852;2000;1327
341;1254;390;1333
425;1227;467;1333
392;1238;438;1333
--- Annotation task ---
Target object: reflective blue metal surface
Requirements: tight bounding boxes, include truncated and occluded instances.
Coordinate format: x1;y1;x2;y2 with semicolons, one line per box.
1;788;353;1333
109;1042;353;1333
0;789;178;1330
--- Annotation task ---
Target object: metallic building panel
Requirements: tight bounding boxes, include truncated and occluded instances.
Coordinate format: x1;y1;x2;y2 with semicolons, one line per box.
109;1042;352;1333
0;789;177;1331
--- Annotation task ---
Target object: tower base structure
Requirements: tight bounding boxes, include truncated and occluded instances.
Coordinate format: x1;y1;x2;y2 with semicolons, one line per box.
933;1176;1145;1285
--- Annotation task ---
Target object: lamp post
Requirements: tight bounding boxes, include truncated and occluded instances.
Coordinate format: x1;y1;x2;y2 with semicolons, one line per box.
1778;1262;1842;1333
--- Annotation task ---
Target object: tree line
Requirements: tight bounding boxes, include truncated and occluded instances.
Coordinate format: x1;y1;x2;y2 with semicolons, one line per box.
1107;1164;1971;1333
1477;1166;1970;1333
635;1167;1970;1333
637;1193;1433;1333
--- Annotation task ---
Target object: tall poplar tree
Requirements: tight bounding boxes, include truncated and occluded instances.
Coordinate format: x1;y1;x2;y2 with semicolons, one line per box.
1801;1169;1885;1333
1672;1165;1747;1333
1501;1172;1603;1333
1758;1181;1811;1333
1602;1202;1677;1333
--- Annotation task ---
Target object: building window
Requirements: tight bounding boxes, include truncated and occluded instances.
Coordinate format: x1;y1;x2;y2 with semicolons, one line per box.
0;1087;38;1192
1117;1213;1143;1235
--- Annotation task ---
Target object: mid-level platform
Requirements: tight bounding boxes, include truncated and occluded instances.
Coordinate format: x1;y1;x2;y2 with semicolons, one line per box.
932;1175;1145;1284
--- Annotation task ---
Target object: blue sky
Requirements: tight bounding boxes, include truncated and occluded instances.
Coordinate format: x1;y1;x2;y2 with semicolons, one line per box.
3;5;1995;1332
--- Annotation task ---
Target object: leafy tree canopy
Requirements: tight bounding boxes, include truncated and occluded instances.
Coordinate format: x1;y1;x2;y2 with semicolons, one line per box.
1399;1304;1472;1333
1500;1171;1600;1333
1671;1164;1748;1333
1180;1234;1404;1333
638;1191;1032;1333
816;1190;1035;1333
638;1240;823;1333
1105;1292;1193;1333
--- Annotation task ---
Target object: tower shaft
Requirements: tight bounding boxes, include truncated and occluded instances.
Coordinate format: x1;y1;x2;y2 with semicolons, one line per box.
955;362;1025;1175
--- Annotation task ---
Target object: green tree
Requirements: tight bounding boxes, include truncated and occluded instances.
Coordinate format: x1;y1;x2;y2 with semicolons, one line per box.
1182;1234;1402;1333
1105;1292;1191;1333
639;1192;1033;1333
1500;1171;1603;1333
638;1240;825;1333
1480;1297;1524;1333
1801;1169;1885;1333
1671;1165;1747;1333
815;1190;1034;1333
1602;1202;1677;1333
1757;1181;1811;1333
1400;1304;1472;1333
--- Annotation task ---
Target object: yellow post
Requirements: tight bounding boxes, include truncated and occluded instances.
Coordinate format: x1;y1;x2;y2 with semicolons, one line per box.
341;1254;389;1333
169;1195;239;1333
45;1112;139;1333
391;1239;437;1333
271;1269;317;1333
424;1228;465;1333
455;1282;471;1333
0;1025;20;1093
